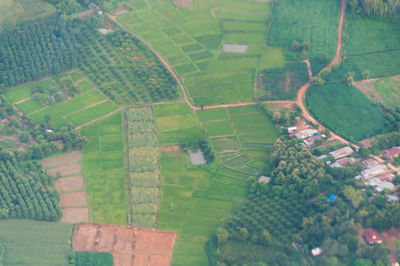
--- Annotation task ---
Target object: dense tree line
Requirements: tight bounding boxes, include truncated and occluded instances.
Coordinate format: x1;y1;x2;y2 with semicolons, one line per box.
0;17;77;88
348;0;400;16
0;156;62;221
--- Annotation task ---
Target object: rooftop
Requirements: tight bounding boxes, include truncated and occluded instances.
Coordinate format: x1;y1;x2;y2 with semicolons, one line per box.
329;146;353;159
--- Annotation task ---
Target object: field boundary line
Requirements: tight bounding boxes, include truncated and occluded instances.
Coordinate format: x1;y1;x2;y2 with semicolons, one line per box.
63;99;109;117
75;107;124;130
14;97;32;105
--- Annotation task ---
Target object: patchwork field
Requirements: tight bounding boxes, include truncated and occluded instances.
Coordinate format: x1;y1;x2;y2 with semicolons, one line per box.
126;108;160;227
0;220;72;265
80;112;127;224
117;0;285;106
155;103;278;265
5;71;119;130
41;152;89;223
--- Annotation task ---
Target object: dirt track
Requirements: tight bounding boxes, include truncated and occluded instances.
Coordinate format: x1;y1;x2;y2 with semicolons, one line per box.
74;224;176;266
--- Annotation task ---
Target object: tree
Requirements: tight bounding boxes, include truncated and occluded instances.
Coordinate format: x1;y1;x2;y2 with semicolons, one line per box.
313;76;325;86
272;112;282;123
342;186;364;208
217;228;229;244
259;229;272;246
239;227;248;241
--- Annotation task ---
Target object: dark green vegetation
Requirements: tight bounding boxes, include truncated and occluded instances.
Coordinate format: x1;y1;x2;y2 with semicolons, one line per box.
348;0;400;17
0;157;61;220
0;17;77;87
180;140;215;164
75;22;178;105
0;219;72;265
258;62;309;100
211;139;392;265
307;76;387;141
81;112;127;224
75;252;113;266
126;108;160;227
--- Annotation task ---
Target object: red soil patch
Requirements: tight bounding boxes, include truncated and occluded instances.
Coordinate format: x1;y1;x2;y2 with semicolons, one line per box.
55;176;85;192
61;208;89;224
47;163;82;177
173;0;193;9
60;192;87;207
160;146;180;152
73;224;176;266
41;152;82;169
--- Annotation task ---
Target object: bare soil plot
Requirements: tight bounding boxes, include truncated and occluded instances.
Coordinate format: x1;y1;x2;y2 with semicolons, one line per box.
222;44;249;53
61;208;89;223
41;151;82;168
47;163;82;177
60;192;88;207
172;0;193;9
73;224;176;266
160;145;180;152
55;176;85;192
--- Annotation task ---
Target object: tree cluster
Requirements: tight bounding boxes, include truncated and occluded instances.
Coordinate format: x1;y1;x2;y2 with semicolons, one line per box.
348;0;400;17
0;157;62;221
0;17;77;88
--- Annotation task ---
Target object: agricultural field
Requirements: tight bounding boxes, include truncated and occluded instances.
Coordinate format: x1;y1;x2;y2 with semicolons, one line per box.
75;24;179;105
5;72;119;130
0;220;72;265
0;0;55;31
307;80;387;141
80;112;127;224
126;108;160;227
342;16;400;80
156;103;279;264
76;252;113;266
117;0;285;106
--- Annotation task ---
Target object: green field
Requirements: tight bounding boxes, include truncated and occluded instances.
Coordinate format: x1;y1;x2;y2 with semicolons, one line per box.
155;103;278;265
0;0;55;31
355;76;400;108
76;252;113;266
118;0;285;106
0;220;72;265
81;112;128;224
307;81;387;141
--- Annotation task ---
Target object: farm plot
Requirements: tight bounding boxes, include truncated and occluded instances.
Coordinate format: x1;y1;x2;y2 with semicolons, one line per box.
155;103;206;146
40;151;89;224
118;0;283;106
80;112;127;225
126;108;160;227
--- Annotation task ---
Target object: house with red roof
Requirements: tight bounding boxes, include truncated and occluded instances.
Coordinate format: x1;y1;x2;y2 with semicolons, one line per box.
363;228;382;245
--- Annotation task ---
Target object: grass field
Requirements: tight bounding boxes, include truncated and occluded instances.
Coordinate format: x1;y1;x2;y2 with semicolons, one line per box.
5;72;119;130
81;112;128;224
307;81;387;141
155;103;278;265
0;0;55;32
0;220;72;265
118;0;285;106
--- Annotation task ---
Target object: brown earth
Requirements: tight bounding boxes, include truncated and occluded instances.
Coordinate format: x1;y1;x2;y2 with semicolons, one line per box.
73;224;176;266
172;0;193;9
47;163;82;177
61;208;89;223
60;192;88;207
160;146;180;152
55;176;85;192
41;151;82;169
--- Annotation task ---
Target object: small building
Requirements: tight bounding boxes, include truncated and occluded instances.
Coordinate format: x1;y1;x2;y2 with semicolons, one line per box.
382;147;400;160
311;247;322;256
363;228;382;245
361;164;388;179
330;157;357;168
362;159;379;169
1;118;10;126
375;182;395;192
329;146;354;160
288;127;297;135
295;129;318;140
304;135;325;147
317;155;328;161
376;173;395;183
258;176;270;184
388;195;399;202
327;194;335;203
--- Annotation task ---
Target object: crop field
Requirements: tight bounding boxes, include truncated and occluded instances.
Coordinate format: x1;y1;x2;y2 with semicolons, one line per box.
118;0;286;106
126;108;160;227
155;103;206;146
0;220;72;265
268;0;340;60
156;104;278;264
341;16;400;80
75;24;179;105
355;75;400;108
6;72;119;130
80;112;127;224
0;0;55;31
307;82;387;141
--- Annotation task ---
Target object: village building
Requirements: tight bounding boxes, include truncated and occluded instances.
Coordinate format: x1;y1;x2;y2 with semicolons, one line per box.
363;228;382;245
1;118;10;126
311;247;322;256
330;157;357;168
375;182;395;192
258;176;270;184
382;147;400;160
388;194;399;202
295;129;318;140
303;135;325;147
287;127;297;135
362;159;379;169
361;164;388;179
317;155;328;161
329;146;354;160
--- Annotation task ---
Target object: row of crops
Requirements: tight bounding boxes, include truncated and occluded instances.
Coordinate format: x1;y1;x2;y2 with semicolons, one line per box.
126;108;160;227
